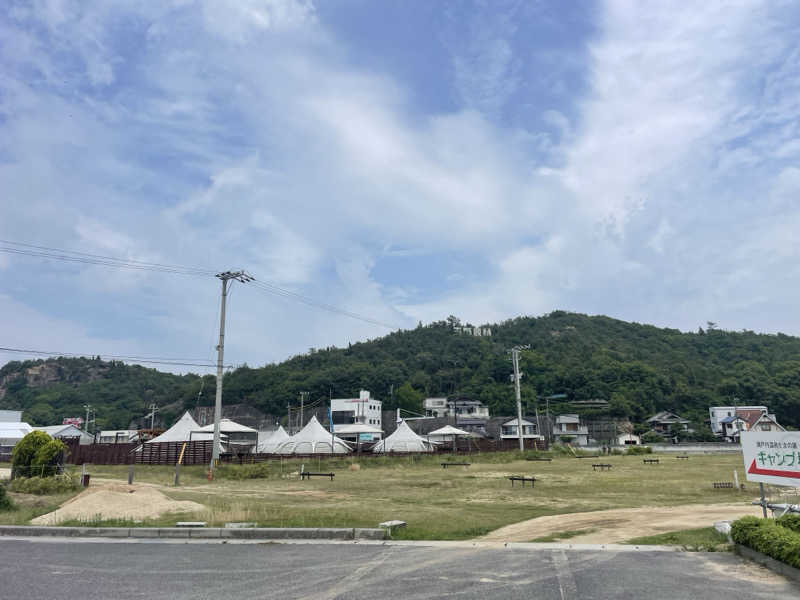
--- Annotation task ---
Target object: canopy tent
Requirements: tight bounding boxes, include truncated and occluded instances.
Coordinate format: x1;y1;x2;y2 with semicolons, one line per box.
274;416;351;455
147;411;215;443
256;425;290;453
372;420;435;453
194;419;258;434
427;425;472;440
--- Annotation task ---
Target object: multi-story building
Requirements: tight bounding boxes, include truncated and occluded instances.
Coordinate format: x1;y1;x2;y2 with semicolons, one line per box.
553;414;589;446
331;390;382;429
709;406;770;436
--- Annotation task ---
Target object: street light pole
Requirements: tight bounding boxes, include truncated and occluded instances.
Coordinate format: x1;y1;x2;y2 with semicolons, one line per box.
211;270;252;472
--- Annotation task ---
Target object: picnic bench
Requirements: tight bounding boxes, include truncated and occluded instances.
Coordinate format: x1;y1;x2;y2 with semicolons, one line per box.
300;472;334;481
676;456;689;460
592;463;612;471
643;458;659;464
441;462;470;469
712;482;745;490
508;476;537;488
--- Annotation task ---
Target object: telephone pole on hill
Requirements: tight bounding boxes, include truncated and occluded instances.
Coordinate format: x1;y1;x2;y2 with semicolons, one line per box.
211;270;253;470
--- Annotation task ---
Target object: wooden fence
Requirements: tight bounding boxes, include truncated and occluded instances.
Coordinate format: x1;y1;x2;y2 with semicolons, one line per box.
57;436;547;466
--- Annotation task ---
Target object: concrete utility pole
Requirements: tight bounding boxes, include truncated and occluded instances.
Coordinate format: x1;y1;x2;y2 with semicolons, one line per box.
83;404;95;434
511;347;524;452
145;403;159;430
211;270;252;470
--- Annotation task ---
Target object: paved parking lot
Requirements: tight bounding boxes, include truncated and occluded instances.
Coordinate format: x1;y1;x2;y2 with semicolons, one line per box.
1;539;797;599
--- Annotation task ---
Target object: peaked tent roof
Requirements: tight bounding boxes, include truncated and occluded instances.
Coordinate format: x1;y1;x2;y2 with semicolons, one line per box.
373;420;435;453
274;416;351;455
428;425;471;436
194;418;258;434
256;425;290;453
148;411;214;443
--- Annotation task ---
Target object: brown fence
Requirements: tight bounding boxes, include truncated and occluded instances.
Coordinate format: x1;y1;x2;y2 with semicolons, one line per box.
137;441;212;466
62;437;138;465
58;436;547;466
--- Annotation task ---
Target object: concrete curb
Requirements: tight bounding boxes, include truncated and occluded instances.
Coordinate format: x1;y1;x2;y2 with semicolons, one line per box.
734;544;800;585
0;525;386;541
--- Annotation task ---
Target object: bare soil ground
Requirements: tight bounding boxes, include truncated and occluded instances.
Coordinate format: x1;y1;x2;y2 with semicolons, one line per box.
480;502;764;543
0;467;10;480
30;483;204;525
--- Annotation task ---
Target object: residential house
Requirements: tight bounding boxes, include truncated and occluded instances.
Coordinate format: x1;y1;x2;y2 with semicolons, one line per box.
646;411;690;434
553;414;589;446
423;398;449;418
713;406;784;441
423;397;490;421
500;418;542;440
34;424;94;445
709;406;768;436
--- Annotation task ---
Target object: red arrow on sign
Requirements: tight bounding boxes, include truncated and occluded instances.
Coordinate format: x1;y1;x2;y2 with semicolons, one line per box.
748;459;800;479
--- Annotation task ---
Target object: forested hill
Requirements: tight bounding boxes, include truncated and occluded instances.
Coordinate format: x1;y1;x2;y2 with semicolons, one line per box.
2;311;800;430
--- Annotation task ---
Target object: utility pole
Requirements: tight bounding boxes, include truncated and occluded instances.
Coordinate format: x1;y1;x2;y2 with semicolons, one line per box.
83;404;95;434
300;392;307;429
510;346;529;452
145;403;159;430
211;270;252;471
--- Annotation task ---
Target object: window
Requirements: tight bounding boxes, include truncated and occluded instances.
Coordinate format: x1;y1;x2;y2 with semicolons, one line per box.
760;424;771;431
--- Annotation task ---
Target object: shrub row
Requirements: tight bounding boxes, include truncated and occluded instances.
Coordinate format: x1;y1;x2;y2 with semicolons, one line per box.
731;516;800;569
7;474;80;495
0;484;13;511
777;514;800;534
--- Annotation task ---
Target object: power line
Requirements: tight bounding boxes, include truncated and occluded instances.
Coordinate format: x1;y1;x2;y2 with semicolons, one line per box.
249;279;402;329
0;346;231;369
2;238;404;330
0;239;215;277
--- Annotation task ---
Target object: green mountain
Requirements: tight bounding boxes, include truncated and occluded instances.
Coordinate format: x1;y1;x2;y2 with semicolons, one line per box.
2;312;799;431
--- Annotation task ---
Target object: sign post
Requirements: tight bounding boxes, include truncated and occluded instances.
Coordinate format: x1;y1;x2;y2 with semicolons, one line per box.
741;431;800;517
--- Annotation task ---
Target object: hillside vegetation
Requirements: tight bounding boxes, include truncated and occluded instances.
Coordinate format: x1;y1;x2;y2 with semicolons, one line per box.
1;312;799;430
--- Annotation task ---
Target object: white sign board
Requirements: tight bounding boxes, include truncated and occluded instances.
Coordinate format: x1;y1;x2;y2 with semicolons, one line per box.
741;431;800;487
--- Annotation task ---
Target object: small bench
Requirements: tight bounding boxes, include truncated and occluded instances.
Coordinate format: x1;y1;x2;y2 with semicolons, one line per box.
676;456;689;460
643;459;659;464
441;463;471;468
712;482;745;490
508;476;537;488
592;463;612;471
300;472;334;481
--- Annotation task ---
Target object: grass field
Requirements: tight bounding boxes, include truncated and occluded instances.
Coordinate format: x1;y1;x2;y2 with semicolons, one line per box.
10;451;758;540
626;527;731;551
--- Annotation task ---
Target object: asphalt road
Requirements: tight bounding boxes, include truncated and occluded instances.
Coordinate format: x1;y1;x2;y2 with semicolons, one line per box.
1;540;797;600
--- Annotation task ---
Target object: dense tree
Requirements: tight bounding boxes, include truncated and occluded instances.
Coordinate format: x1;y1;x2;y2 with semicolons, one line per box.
2;312;800;430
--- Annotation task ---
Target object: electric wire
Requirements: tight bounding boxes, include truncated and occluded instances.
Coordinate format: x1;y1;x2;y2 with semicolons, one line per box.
0;346;231;369
1;238;404;330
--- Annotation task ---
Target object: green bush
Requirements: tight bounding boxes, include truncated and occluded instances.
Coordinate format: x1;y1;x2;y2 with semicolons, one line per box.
777;514;800;534
625;445;653;455
32;438;67;476
11;431;51;477
7;474;80;495
731;516;800;569
0;484;14;511
641;431;665;443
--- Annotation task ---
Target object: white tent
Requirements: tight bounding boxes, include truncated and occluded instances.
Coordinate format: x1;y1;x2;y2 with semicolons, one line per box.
372;420;435;453
256;425;290;453
147;411;215;444
194;418;258;434
274;416;351;455
427;425;472;442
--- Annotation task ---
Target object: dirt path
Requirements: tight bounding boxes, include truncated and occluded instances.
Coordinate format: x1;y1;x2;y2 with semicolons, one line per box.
0;468;10;480
31;483;204;525
480;502;763;543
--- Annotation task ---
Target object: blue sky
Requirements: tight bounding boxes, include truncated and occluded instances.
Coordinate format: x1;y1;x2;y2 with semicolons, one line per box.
2;0;800;372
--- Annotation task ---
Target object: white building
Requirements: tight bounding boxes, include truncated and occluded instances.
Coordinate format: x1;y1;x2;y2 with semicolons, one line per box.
500;418;542;440
34;424;93;445
709;406;769;436
0;410;23;423
423;398;490;420
616;432;641;446
553;414;589;446
0;421;33;461
331;390;382;429
98;430;140;444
